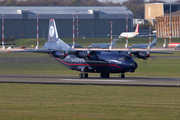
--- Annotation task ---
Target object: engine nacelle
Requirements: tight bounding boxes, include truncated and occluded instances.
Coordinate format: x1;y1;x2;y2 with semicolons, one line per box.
75;51;98;60
53;52;67;59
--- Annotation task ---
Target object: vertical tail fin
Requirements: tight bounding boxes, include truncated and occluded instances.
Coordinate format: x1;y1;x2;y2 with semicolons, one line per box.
43;19;76;53
112;39;120;46
135;24;139;34
48;19;59;42
150;38;157;48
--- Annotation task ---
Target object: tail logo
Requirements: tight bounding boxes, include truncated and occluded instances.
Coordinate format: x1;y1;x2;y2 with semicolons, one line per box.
49;26;54;37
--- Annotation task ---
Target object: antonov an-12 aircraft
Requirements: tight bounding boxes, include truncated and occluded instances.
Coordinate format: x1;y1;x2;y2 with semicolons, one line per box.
8;19;173;78
119;24;139;38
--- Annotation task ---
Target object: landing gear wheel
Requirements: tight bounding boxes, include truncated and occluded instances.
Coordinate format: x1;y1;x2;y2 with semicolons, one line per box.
79;73;88;78
83;73;88;78
100;73;110;78
104;73;109;78
100;73;104;78
119;73;125;78
79;73;83;78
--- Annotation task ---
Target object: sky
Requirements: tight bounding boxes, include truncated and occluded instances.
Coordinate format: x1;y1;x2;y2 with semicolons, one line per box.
98;0;177;3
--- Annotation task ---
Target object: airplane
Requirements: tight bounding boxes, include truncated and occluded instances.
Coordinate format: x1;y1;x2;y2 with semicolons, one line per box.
118;24;139;38
88;39;120;49
7;19;173;78
128;38;157;49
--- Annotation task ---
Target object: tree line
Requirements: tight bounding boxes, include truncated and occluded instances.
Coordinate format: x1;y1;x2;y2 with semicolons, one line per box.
0;0;120;6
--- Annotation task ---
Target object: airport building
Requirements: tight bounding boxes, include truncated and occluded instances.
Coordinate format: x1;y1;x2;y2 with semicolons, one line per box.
145;3;180;38
0;6;133;39
155;10;180;38
145;3;180;25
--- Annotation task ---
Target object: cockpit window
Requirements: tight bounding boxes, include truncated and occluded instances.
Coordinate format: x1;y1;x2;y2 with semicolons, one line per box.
122;56;132;61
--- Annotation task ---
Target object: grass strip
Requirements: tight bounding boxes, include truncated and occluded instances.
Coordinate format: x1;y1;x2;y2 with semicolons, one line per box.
0;83;179;120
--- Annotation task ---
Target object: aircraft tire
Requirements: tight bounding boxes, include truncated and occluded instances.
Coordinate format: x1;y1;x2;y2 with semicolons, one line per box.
119;73;125;78
100;73;104;78
79;73;83;78
85;73;88;78
83;73;88;78
104;73;109;78
80;73;88;78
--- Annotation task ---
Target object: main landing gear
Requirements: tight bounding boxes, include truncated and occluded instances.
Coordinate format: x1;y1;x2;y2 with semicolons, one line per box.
79;73;125;78
119;73;125;78
79;73;88;78
100;73;110;78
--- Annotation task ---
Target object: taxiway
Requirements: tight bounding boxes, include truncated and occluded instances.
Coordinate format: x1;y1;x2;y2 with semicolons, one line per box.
0;74;180;87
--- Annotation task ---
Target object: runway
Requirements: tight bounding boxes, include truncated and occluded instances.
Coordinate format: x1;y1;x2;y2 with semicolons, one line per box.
0;74;180;87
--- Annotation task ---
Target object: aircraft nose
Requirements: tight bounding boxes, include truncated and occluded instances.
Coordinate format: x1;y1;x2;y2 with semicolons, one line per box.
130;62;138;69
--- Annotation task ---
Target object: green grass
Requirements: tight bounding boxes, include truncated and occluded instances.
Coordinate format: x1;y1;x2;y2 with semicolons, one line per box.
0;83;179;120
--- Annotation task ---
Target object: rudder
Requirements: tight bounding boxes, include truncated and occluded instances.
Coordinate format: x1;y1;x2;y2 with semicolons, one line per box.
135;24;139;34
48;19;59;42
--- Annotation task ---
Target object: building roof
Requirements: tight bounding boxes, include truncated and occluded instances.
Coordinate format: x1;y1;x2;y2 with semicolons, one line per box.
0;6;133;19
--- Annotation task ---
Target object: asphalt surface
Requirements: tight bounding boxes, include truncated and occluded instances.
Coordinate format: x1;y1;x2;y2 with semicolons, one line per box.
0;74;180;87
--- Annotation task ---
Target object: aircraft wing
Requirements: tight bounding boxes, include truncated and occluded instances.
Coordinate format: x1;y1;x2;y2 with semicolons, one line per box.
148;51;174;54
7;49;55;53
127;50;174;54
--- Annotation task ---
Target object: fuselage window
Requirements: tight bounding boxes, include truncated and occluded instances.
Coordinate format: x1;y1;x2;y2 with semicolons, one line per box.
119;58;123;61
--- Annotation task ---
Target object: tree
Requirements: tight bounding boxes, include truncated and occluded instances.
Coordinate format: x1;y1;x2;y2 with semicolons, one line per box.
123;0;145;19
4;0;16;6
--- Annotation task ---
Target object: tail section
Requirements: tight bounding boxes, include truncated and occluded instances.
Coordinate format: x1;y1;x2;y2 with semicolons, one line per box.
150;38;157;48
48;19;59;42
43;19;76;53
111;39;120;46
135;24;139;34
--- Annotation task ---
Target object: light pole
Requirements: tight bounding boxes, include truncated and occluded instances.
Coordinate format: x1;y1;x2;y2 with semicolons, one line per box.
169;0;172;43
110;21;113;49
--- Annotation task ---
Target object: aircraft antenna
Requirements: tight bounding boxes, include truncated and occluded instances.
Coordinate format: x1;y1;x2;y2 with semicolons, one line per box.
2;14;5;49
110;21;113;49
125;13;128;48
72;14;75;49
36;14;39;49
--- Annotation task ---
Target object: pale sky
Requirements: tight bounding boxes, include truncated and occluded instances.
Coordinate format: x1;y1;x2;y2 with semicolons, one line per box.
98;0;176;3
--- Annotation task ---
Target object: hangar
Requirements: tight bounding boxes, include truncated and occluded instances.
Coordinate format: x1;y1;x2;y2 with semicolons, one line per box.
0;6;133;38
